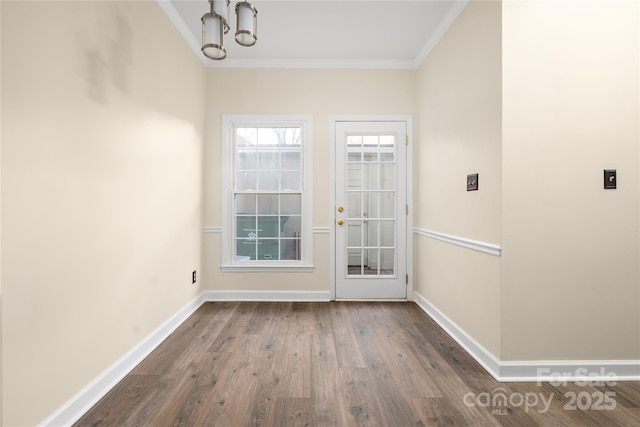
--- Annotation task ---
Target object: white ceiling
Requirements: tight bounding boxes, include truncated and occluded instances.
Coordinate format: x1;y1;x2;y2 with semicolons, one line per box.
160;0;468;68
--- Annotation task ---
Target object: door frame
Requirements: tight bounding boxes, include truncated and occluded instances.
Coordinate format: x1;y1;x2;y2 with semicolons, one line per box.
329;115;414;301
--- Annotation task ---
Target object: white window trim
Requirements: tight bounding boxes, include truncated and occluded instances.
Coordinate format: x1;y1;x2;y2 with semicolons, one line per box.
221;114;314;272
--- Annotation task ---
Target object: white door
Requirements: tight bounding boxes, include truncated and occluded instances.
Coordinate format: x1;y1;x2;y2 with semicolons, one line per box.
334;120;409;299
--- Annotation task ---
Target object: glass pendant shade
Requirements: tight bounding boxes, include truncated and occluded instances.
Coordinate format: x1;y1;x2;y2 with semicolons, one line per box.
235;1;257;47
212;0;230;34
201;12;226;60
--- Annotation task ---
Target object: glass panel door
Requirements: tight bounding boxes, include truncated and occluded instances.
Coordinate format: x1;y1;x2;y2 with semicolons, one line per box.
335;121;408;299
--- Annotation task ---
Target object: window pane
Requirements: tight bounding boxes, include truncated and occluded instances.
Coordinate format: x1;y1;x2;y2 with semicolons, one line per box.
236;194;256;215
381;192;394;218
366;192;378;219
257;194;279;215
365;164;378;191
283;128;301;146
281;215;301;237
258;128;278;146
281;171;301;191
237;127;257;145
381;163;394;190
348;192;362;218
363;135;378;147
364;249;378;275
380;248;395;275
348;151;362;162
380;152;394;162
262;127;301;146
258;239;279;260
237;171;257;191
347;136;362;162
236;216;257;238
281;215;301;263
363;151;378;163
367;220;379;247
380;136;394;162
380;135;394;147
348;248;362;275
258;171;279;191
237;151;257;170
381;220;395;247
258;151;279;169
347;135;362;146
282;151;301;170
281;194;301;215
258;216;279;238
236;239;256;260
348;164;362;190
281;238;300;260
347;220;362;247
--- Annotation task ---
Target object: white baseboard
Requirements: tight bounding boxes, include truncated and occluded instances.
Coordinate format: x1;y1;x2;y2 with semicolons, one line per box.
499;360;640;383
39;293;206;427
413;292;640;382
202;289;331;302
413;291;502;380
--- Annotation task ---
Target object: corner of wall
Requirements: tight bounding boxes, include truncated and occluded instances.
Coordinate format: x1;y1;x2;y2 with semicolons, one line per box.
414;0;503;359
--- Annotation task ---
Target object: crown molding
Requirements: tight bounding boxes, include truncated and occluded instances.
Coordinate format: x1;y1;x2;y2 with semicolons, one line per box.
413;0;469;68
158;0;469;70
203;58;418;69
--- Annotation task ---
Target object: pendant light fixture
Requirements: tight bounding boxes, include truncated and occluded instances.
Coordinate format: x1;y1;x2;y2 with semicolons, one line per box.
201;0;257;61
213;0;230;34
235;1;258;47
201;11;226;60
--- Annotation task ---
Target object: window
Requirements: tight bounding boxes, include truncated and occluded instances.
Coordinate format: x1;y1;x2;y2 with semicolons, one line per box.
221;115;313;271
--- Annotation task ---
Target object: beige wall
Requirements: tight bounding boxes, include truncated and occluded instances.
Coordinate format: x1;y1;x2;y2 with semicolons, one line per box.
1;1;205;425
501;0;640;360
203;68;416;292
415;0;502;357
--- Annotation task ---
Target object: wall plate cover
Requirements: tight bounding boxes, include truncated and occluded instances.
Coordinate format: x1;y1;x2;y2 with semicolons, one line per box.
467;173;478;191
604;169;616;189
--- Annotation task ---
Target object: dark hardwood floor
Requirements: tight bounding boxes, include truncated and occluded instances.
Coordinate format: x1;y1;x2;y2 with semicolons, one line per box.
75;302;640;426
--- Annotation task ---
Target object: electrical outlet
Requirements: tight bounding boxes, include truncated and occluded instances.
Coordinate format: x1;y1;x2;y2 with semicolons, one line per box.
192;270;197;284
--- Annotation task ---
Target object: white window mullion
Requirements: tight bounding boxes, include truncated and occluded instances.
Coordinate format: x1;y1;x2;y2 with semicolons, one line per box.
221;115;313;272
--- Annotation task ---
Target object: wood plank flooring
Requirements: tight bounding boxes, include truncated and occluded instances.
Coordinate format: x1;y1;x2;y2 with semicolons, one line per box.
75;302;640;426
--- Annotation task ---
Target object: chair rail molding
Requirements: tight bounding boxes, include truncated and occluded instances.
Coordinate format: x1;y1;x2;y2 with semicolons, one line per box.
414;227;501;256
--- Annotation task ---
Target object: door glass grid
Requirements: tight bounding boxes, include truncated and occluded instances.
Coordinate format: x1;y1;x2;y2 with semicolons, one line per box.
346;134;396;277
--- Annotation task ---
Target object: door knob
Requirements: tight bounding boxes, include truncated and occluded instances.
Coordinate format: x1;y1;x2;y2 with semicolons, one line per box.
337;219;344;225
338;206;344;213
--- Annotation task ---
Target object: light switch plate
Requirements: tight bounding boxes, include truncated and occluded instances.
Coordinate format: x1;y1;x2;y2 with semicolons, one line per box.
604;169;616;189
467;173;478;191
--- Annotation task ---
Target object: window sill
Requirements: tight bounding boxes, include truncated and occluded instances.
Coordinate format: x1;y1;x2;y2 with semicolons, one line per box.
221;264;315;273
